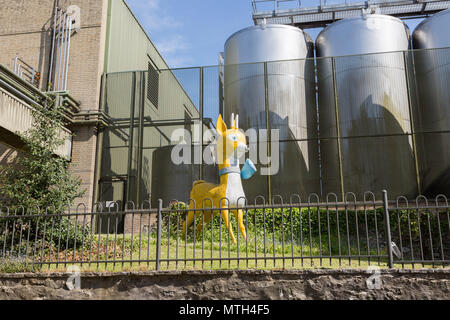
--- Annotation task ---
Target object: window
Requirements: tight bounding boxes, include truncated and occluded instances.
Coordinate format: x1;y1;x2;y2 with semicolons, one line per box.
147;61;159;108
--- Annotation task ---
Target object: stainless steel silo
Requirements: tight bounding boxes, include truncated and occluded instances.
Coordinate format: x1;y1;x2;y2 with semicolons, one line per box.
224;24;320;201
316;14;418;199
413;9;450;197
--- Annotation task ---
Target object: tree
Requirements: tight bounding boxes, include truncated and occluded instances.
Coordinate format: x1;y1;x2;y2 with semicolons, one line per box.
0;101;85;211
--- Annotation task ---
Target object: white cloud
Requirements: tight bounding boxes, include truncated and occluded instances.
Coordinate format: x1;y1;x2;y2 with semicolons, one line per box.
155;35;189;54
155;35;193;68
146;0;159;9
164;55;195;69
127;0;181;30
129;0;159;10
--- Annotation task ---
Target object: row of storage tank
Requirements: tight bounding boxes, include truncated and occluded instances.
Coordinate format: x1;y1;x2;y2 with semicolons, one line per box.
222;9;450;201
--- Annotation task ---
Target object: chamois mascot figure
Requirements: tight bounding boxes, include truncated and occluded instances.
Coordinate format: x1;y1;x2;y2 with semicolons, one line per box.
182;114;256;244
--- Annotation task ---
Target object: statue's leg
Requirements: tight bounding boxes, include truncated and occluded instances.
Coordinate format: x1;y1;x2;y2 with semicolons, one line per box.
181;202;197;239
233;209;247;240
196;209;213;233
220;207;237;244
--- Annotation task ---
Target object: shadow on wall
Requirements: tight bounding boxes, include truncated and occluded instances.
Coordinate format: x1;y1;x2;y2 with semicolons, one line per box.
320;94;418;200
244;111;320;203
424;170;450;198
151;145;217;208
38;3;54;90
224;58;320;202
0;142;20;169
413;48;450;198
0;142;21;202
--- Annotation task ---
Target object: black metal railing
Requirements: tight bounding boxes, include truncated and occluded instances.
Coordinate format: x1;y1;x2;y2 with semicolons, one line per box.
1;191;449;272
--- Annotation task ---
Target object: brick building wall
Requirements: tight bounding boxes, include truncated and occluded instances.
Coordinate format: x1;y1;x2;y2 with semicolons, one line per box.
0;0;109;209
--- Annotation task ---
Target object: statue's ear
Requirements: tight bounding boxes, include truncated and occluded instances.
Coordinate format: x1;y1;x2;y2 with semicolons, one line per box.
216;114;227;136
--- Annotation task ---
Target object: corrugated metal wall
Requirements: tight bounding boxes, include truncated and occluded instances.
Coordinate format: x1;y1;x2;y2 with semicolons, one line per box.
104;0;168;73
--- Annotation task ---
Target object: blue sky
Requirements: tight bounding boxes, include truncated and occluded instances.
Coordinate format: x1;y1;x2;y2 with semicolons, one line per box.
126;0;424;68
126;0;253;68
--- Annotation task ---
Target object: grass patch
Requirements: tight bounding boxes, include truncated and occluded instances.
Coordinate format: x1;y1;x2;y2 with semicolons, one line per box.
21;234;448;273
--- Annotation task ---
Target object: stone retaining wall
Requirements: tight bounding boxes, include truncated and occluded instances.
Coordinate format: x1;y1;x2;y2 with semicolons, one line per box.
0;269;449;300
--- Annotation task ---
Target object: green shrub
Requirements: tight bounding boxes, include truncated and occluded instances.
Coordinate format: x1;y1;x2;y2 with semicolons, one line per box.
0;257;36;273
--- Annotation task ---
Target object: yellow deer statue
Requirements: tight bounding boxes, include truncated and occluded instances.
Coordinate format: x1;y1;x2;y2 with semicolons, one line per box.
182;113;256;244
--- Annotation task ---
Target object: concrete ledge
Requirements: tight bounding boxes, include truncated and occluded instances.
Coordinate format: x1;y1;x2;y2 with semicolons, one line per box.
0;269;449;300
